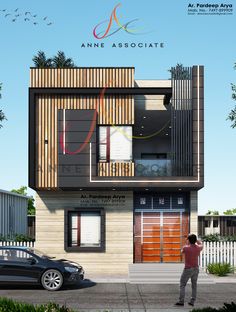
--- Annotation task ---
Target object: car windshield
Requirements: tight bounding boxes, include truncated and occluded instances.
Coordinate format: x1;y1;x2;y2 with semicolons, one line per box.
29;248;55;259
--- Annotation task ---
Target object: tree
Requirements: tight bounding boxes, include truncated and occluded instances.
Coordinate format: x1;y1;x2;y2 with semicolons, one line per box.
11;186;35;215
223;208;236;215
168;63;191;79
227;63;236;128
0;83;6;128
52;51;76;68
32;51;52;68
206;210;219;215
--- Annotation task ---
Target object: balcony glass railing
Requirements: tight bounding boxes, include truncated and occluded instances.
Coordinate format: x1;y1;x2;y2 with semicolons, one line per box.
135;159;172;177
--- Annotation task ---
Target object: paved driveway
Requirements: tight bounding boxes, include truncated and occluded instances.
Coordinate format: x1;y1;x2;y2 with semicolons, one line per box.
0;281;236;311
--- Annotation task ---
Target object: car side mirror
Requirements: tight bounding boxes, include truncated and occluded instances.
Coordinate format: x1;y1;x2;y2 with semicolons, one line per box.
27;257;36;265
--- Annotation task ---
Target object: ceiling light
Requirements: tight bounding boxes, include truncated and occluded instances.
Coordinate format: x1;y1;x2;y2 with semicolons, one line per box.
178;188;182;191
145;188;149;191
79;188;83;191
140;133;143;136
141;126;144;128
143;116;146;119
112;188;116;191
165;133;169;136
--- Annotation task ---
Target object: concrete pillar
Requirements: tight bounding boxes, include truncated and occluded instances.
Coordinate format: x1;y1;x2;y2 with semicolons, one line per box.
190;191;198;235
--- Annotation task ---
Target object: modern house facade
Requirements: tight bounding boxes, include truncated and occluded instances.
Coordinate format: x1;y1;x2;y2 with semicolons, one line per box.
29;65;204;276
0;189;28;237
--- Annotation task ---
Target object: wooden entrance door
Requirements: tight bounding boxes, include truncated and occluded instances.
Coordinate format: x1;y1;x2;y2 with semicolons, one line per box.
134;211;189;262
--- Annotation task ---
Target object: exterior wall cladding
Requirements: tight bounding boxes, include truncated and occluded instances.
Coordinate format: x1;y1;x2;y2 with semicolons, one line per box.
0;190;28;237
29;66;204;275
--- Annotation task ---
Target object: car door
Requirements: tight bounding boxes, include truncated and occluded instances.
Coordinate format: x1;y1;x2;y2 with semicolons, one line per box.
0;249;44;283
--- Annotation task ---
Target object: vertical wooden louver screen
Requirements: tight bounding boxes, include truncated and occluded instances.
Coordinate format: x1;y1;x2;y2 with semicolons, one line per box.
33;68;135;189
30;68;134;88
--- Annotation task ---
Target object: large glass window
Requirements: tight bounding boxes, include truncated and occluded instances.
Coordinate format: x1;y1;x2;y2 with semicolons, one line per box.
65;208;105;252
99;126;132;162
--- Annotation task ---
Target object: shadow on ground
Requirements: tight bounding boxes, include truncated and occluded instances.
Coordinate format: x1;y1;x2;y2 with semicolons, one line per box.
0;279;96;291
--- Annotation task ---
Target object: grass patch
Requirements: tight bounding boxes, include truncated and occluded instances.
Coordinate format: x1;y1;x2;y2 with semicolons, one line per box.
0;297;74;312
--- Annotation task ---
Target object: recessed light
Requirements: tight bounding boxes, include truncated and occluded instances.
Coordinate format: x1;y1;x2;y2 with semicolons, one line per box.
178;188;182;191
143;116;146;119
79;188;83;191
145;188;149;191
140;133;143;136
112;188;116;191
169;126;172;129
141;126;144;129
165;133;169;136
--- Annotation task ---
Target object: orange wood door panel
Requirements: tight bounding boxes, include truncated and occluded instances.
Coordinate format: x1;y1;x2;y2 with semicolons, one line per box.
134;211;189;263
143;249;161;255
143;243;161;249
143;237;161;243
143;225;161;230
143;219;161;224
143;256;161;262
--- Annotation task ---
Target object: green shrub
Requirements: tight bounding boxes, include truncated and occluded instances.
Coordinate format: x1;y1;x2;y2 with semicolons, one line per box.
0;298;74;312
202;234;236;242
202;234;221;242
191;307;217;312
207;263;234;276
220;302;236;312
0;233;34;242
191;302;236;312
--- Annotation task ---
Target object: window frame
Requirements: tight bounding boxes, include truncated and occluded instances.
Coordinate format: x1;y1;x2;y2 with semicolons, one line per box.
64;207;105;252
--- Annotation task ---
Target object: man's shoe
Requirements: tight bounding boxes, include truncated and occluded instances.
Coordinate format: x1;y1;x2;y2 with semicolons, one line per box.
175;302;184;306
188;302;194;306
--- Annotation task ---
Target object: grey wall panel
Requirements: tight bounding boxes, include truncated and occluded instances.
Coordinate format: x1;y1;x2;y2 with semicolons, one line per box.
0;192;28;237
58;109;97;187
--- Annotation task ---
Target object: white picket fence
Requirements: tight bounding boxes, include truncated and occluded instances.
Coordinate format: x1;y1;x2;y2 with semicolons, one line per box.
0;241;35;247
0;241;235;272
200;241;236;271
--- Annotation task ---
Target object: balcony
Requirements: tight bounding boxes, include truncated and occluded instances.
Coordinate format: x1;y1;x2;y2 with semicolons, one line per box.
135;159;172;177
98;162;135;177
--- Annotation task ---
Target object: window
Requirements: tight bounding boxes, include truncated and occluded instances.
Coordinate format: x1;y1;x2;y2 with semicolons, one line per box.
204;220;210;228
140;197;146;205
177;197;184;205
0;249;33;262
141;153;167;159
227;220;232;227
99;126;132;162
213;220;219;228
65;208;105;252
159;197;165;205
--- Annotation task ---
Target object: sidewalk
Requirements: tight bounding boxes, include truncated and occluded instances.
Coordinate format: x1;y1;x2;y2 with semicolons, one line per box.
0;282;236;311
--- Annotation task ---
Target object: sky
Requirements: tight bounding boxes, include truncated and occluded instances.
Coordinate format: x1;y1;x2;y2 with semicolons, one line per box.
0;0;235;214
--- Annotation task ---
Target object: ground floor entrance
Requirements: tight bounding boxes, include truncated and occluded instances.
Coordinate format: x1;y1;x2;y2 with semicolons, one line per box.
134;211;189;262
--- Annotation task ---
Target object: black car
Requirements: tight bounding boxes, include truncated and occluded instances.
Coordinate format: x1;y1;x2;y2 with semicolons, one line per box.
0;246;84;291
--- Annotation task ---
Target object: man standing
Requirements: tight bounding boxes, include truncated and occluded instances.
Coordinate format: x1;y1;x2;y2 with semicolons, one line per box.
175;234;203;307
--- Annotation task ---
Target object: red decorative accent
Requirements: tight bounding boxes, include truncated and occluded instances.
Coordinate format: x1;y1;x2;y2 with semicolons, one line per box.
77;213;81;246
106;127;110;162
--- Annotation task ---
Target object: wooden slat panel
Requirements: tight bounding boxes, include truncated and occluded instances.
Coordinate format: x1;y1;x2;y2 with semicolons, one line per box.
143;256;161;262
30;68;134;88
143;250;161;255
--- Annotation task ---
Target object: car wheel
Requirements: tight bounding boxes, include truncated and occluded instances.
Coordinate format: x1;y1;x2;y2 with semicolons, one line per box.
41;269;63;291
